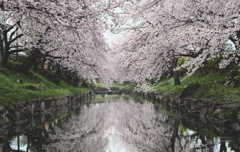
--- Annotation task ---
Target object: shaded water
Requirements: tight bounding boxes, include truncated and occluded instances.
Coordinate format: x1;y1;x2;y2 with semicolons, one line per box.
0;95;240;152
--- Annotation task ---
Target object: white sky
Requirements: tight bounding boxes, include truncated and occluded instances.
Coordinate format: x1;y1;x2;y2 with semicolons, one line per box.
103;30;125;49
102;6;131;49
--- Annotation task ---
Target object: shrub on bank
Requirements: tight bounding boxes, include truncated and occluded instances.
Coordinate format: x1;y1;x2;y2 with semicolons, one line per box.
225;68;240;88
22;83;46;91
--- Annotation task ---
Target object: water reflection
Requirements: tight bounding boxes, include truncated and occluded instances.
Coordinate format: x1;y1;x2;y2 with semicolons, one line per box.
0;95;239;152
9;135;28;151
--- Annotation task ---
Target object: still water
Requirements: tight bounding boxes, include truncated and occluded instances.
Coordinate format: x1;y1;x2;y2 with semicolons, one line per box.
0;95;239;152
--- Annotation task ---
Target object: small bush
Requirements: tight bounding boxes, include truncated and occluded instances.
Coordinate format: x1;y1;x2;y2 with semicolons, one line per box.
81;80;95;88
72;77;80;86
122;81;131;85
38;68;49;76
6;60;22;71
46;72;61;84
194;58;219;76
38;68;60;84
160;70;173;80
22;83;46;91
18;54;27;63
225;68;240;88
158;81;170;87
146;78;158;85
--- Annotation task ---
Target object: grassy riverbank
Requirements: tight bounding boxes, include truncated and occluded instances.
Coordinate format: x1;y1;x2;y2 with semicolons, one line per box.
153;58;240;104
2;57;240;106
96;80;135;91
0;66;91;106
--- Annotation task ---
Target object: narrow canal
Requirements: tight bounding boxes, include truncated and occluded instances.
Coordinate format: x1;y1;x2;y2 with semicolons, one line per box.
0;95;239;152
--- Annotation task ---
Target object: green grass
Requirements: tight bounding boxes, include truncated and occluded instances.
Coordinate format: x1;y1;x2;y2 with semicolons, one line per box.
153;76;189;96
153;58;240;104
0;66;91;106
110;81;135;90
95;80;104;88
153;73;232;101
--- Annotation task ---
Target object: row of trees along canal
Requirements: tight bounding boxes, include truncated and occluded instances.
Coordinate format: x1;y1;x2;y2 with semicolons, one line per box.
0;0;240;87
111;0;240;87
0;0;121;85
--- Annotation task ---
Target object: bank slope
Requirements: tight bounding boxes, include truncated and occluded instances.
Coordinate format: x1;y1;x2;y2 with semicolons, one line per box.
153;58;240;104
0;66;91;106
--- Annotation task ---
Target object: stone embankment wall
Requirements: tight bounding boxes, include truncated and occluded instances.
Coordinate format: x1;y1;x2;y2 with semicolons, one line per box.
132;92;240;124
0;92;93;128
93;87;240;123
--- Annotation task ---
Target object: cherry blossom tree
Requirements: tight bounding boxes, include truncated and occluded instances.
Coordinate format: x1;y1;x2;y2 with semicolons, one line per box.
112;0;240;85
0;0;120;84
1;0;239;86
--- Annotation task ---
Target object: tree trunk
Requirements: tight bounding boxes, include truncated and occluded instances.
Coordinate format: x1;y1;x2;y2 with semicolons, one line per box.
1;52;9;67
2;31;9;67
67;72;72;85
16;52;19;61
56;64;61;75
47;60;52;71
33;58;38;71
0;34;3;60
41;56;46;69
173;57;181;85
174;72;181;85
